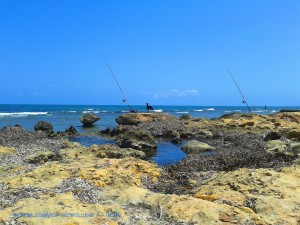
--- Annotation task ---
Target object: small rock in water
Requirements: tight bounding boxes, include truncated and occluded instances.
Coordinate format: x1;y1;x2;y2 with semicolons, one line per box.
80;113;100;127
63;126;79;136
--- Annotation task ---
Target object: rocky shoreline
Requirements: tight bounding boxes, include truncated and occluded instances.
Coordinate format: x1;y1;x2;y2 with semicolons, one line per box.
0;112;300;224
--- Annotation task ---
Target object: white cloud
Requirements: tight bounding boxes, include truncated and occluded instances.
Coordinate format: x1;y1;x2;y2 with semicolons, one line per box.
154;89;199;98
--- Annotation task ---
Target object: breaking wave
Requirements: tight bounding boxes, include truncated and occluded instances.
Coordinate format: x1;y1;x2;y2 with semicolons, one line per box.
0;112;48;117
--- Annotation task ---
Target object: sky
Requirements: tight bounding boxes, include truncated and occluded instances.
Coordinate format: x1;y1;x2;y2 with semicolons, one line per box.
0;0;299;106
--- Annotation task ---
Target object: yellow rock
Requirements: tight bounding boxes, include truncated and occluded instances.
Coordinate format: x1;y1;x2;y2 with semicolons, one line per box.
0;145;16;154
0;193;126;225
192;165;300;225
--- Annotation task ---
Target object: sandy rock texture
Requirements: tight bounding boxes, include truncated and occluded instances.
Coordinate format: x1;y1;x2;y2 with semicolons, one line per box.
1;112;300;224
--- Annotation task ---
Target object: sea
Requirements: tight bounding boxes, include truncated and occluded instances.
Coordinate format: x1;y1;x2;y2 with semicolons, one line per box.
0;104;299;165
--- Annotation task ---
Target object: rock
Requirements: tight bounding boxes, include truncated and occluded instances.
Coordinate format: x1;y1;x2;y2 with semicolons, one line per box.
291;143;300;156
0;146;16;155
80;113;100;127
192;165;300;225
181;140;215;153
171;137;183;144
179;115;192;120
265;140;292;156
115;129;157;156
196;130;213;138
34;121;53;133
1;125;300;225
263;131;281;141
219;211;231;222
279;109;300;112
63;126;78;136
24;150;56;163
115;113;177;125
286;130;300;141
100;127;111;135
88;144;146;159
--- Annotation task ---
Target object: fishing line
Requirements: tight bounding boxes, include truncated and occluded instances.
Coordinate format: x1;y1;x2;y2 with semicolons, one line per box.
226;66;251;113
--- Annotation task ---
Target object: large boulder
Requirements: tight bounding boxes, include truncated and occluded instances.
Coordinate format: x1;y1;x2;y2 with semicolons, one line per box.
115;129;157;156
80;113;100;127
115;113;177;125
181;140;215;153
34;121;53;133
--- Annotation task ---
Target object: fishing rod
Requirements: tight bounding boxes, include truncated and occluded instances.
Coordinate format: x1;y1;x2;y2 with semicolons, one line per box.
105;62;135;112
226;66;251;113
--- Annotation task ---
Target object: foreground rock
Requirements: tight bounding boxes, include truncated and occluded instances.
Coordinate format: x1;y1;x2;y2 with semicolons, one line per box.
1;142;299;224
0;125;65;170
191;165;300;225
1;112;300;224
181;140;215;153
80;113;100;127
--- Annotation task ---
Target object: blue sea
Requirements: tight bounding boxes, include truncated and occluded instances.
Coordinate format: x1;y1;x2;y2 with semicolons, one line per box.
0;104;298;165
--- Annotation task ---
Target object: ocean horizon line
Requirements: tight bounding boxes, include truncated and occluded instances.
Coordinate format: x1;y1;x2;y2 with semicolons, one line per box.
0;103;299;107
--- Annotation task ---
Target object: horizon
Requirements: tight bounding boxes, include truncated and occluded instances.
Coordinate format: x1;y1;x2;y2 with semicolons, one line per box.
0;103;299;107
1;0;299;106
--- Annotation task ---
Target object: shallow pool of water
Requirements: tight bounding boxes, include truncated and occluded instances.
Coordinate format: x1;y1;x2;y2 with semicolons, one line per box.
69;136;187;165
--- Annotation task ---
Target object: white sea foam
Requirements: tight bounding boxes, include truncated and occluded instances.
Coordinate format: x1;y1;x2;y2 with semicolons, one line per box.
234;110;242;112
206;108;215;111
0;112;48;117
271;110;277;113
82;110;100;114
153;109;163;112
225;111;232;113
176;111;189;114
194;109;203;112
121;110;129;113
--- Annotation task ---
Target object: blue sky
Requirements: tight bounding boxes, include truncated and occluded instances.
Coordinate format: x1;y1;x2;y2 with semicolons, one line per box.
0;0;299;106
